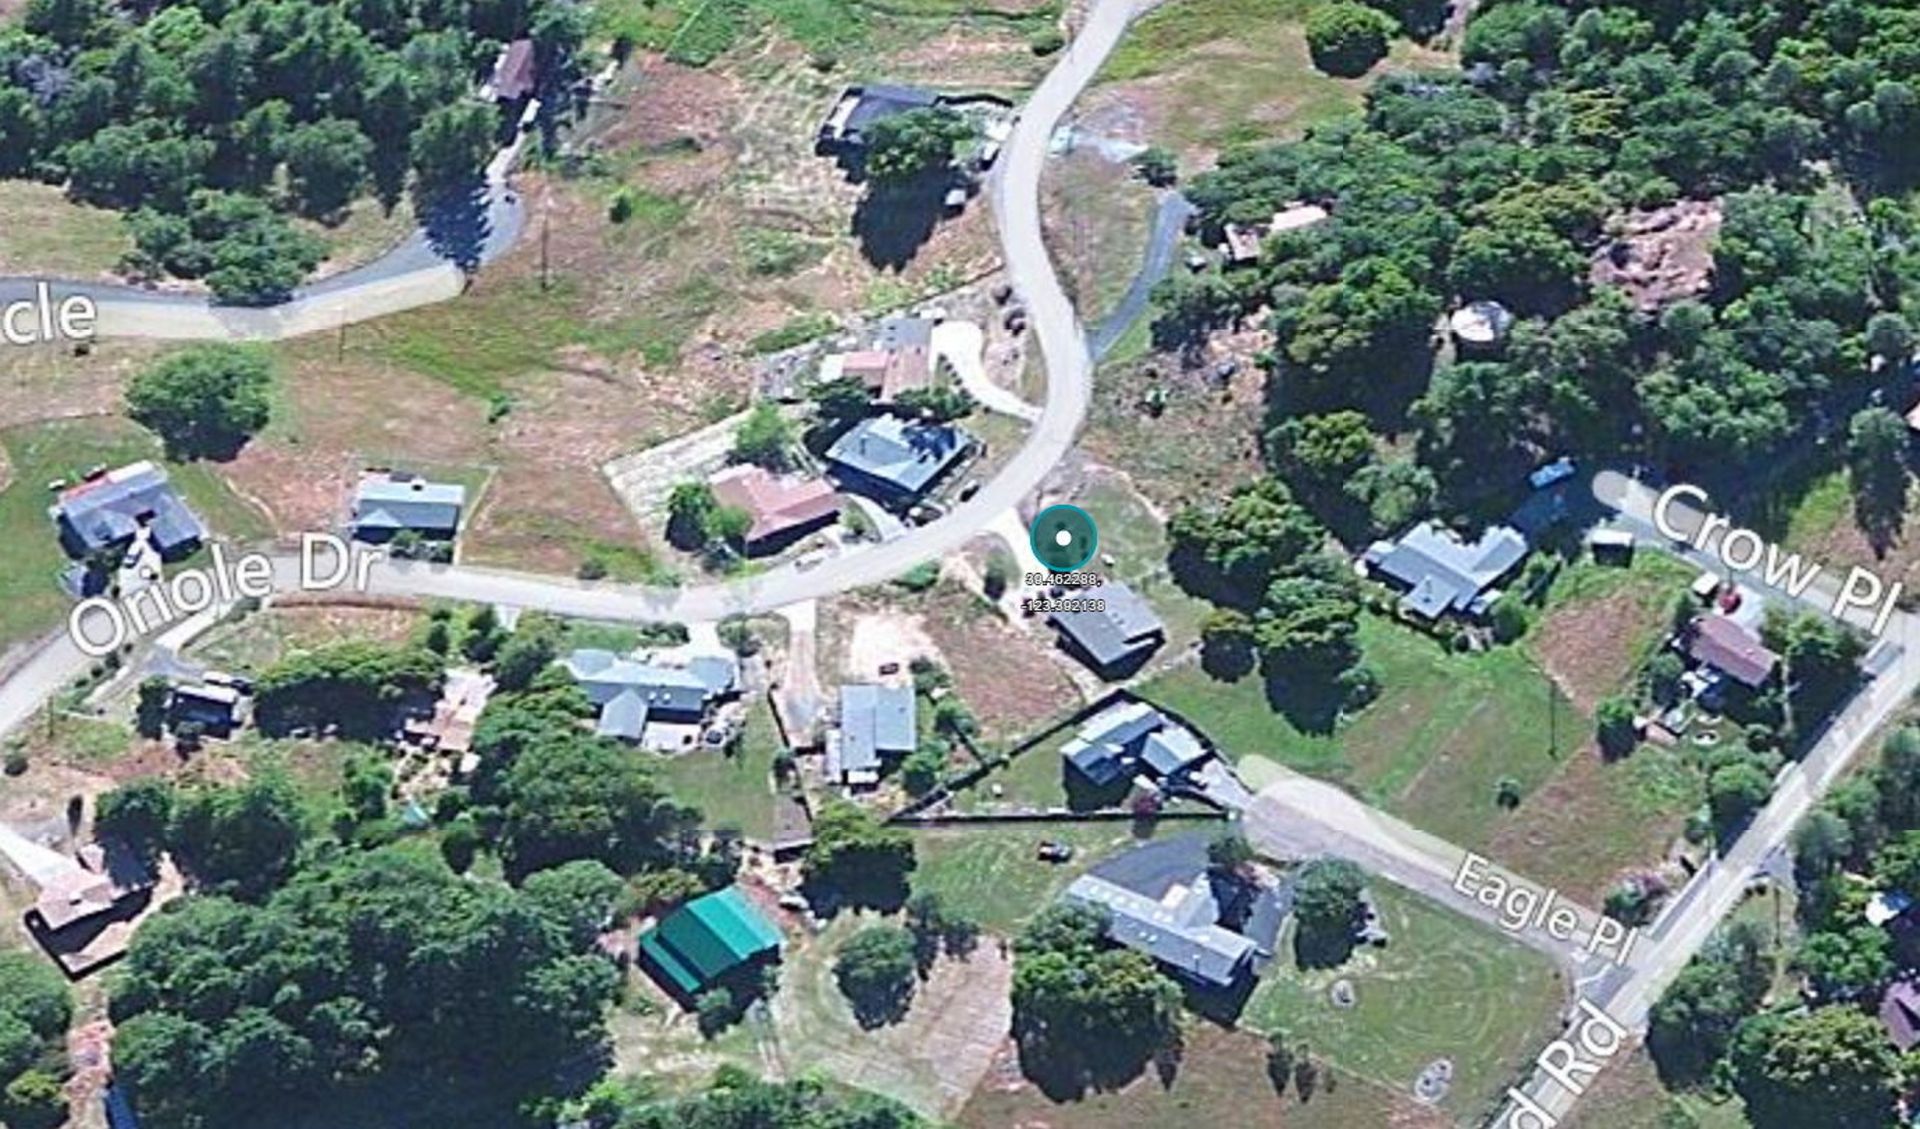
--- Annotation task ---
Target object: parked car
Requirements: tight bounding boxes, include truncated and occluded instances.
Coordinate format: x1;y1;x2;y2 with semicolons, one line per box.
1036;840;1075;863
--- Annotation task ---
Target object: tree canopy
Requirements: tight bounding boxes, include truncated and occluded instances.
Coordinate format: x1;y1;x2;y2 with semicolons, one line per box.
125;344;273;459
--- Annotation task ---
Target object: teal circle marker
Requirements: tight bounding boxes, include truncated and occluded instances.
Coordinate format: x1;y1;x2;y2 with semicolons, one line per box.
1030;504;1099;573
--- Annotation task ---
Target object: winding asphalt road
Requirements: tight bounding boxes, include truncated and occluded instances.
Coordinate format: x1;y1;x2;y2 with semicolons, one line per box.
0;0;1146;740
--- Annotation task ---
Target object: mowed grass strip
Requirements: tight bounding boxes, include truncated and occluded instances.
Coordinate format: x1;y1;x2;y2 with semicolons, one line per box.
1243;883;1567;1123
0;416;270;649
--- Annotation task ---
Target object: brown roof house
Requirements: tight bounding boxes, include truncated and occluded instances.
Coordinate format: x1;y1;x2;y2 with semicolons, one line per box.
1684;615;1780;690
487;39;538;104
709;464;842;554
21;839;160;978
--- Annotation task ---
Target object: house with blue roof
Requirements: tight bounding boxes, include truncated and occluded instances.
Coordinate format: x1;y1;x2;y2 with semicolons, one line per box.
49;461;204;561
350;472;468;543
825;415;970;508
1060;698;1212;789
829;683;916;786
562;648;738;745
1361;520;1529;622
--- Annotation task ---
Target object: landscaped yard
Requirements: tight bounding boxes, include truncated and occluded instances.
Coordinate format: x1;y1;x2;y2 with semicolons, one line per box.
652;694;784;840
1243;883;1568;1125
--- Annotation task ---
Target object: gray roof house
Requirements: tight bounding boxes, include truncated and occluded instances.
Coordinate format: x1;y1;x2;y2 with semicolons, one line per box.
825;415;969;506
351;473;468;542
818;84;941;148
1064;870;1257;989
1060;699;1211;788
1362;521;1529;620
830;684;916;786
1047;581;1165;676
562;649;726;741
49;461;205;559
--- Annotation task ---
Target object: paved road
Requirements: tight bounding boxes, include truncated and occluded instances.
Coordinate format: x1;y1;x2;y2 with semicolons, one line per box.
1088;189;1194;359
1497;472;1920;1127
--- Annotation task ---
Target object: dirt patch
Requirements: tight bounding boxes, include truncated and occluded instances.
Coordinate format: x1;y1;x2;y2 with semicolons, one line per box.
1484;743;1687;906
1592;199;1721;314
1529;587;1661;715
843;610;940;685
916;585;1082;741
0;342;158;432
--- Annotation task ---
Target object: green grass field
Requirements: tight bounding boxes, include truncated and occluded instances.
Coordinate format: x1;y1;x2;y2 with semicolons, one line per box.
1243;883;1568;1124
910;822;1173;934
651;694;783;839
0;416;272;650
1142;613;1578;848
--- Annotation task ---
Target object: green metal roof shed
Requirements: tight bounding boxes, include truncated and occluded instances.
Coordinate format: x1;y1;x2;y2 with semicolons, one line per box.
638;885;783;996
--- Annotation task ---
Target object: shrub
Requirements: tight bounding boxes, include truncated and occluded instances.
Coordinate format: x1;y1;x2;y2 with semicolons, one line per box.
1029;26;1065;55
1305;2;1395;77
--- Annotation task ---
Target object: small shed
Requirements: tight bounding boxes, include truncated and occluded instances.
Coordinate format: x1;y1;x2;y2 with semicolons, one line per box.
1449;300;1515;348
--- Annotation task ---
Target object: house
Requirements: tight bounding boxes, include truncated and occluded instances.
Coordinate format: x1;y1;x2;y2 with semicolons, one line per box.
818;317;936;404
12;836;159;978
708;464;841;552
1060;699;1211;788
827;683;916;786
1684;615;1779;689
1047;581;1165;677
562;649;735;745
818;84;940;149
825;415;970;507
486;39;537;104
1362;521;1529;621
169;682;241;736
1063;870;1257;990
49;461;204;561
638;885;784;999
1220;203;1329;265
1883;980;1920;1051
350;472;468;543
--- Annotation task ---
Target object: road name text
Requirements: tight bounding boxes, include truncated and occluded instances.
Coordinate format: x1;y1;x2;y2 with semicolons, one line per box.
3;282;96;347
1500;996;1631;1128
1452;852;1640;967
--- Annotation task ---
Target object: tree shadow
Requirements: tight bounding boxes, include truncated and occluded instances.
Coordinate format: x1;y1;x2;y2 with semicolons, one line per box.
418;180;493;271
852;170;951;272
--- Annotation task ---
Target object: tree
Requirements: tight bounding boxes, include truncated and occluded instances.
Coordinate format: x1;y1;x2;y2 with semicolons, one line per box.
339;751;393;825
802;802;916;910
1848;406;1910;545
1648;923;1771;1087
1791;925;1893;1002
1644;651;1687;708
125;344;273;459
499;733;691;877
1709;761;1774;836
493;627;558;692
1207;830;1255;874
904;890;977;966
893;384;975;423
863;107;974;184
1012;910;1179;1077
1132;145;1178;186
410;101;495;197
283;118;372;217
1292;858;1365;966
1305;2;1395;77
694;987;736;1037
97;779;176;861
1269;410;1375;490
136;675;171;738
1867;311;1915;366
808;375;873;439
462;604;505;664
1596;696;1637;758
521;859;625;947
1730;1007;1901;1129
253;641;444;738
168;774;307;896
834;923;917;1027
4;1069;65;1129
667;482;719;551
732;402;796;469
1488;596;1529;644
900;740;947;797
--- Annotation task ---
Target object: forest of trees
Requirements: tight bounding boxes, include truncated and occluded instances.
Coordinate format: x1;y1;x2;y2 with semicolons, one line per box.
1160;0;1920;548
0;0;587;301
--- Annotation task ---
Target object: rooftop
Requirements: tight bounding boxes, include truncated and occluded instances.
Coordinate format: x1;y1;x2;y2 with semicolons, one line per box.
826;415;968;498
1364;521;1529;620
352;472;468;535
50;461;204;556
1686;615;1780;689
821;84;942;146
1048;581;1165;670
834;683;916;782
708;464;841;543
1064;871;1256;988
638;886;783;996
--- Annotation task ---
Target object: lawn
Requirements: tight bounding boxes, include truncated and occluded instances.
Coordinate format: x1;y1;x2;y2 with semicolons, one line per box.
1242;883;1568;1125
0;416;271;650
0;180;133;278
652;694;783;839
957;1020;1437;1129
1093;0;1453;157
909;821;1175;934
